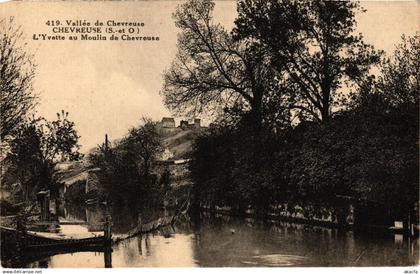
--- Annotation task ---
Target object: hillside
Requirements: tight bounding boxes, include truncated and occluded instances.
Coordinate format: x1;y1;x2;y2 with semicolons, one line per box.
84;124;206;161
160;127;204;159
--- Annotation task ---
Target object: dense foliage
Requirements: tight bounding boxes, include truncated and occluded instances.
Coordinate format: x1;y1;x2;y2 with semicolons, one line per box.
164;0;419;229
88;119;164;209
190;123;287;217
3;111;81;201
285;100;418;227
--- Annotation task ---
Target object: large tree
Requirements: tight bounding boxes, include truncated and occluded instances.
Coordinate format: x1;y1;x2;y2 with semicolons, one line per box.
233;0;381;122
4;111;81;200
43;110;81;162
285;34;419;229
161;0;288;131
0;18;37;143
88;118;164;207
121;118;162;177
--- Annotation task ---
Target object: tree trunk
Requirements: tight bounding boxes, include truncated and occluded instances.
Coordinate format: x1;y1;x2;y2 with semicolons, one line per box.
320;104;330;122
251;91;263;134
250;92;263;167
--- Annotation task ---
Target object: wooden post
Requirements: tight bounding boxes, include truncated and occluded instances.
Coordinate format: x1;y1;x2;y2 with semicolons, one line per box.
36;190;51;222
15;215;27;262
104;214;112;244
104;246;112;268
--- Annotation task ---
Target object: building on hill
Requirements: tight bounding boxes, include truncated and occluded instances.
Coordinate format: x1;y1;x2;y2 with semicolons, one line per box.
179;118;201;130
194;118;201;128
158;117;204;133
157;117;181;135
161;117;175;128
180;120;189;129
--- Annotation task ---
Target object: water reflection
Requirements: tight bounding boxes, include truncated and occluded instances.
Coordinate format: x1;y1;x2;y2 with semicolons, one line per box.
4;203;419;268
19;217;418;268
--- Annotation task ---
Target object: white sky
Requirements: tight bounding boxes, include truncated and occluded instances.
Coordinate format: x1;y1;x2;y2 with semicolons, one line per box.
0;1;419;152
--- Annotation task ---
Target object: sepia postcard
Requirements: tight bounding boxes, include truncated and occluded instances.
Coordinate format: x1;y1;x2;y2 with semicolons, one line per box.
0;0;419;271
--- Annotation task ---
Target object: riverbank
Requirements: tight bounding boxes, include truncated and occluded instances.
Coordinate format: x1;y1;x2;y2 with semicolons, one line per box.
199;205;419;237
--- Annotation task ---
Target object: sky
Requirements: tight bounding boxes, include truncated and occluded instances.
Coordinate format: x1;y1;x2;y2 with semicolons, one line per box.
0;1;419;152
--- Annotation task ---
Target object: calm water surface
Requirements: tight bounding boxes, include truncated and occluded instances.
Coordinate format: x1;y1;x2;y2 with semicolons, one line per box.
15;204;420;267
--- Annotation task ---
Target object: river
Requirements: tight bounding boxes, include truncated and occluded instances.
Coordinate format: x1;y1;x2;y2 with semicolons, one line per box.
12;203;418;268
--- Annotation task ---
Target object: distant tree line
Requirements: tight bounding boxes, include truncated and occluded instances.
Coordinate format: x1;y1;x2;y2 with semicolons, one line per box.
162;0;419;230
